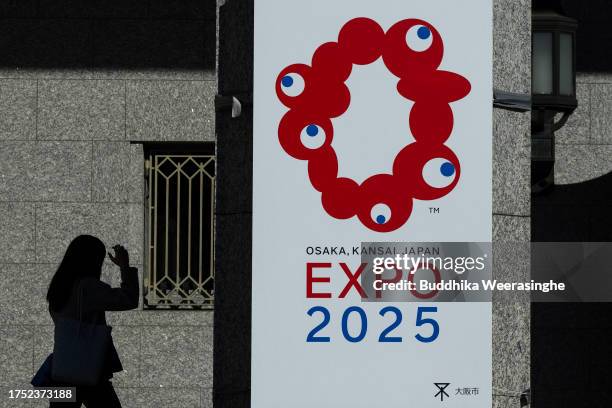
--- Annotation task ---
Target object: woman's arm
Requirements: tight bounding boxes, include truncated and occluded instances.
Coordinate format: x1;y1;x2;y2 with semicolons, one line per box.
84;267;139;311
83;245;139;311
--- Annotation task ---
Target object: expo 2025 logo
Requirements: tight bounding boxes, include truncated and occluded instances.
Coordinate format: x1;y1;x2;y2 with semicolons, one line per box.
275;18;471;233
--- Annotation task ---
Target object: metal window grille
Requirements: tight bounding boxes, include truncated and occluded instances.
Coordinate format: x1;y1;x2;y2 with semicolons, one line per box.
144;149;215;309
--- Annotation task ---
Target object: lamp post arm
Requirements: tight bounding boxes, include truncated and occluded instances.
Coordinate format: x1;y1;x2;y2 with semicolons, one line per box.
552;111;572;132
493;89;532;112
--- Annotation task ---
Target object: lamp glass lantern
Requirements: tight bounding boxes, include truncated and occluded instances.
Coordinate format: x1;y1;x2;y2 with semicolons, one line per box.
532;9;578;113
531;8;578;193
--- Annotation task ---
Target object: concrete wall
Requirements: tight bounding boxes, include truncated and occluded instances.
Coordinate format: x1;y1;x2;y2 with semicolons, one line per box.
213;0;253;406
531;15;612;400
0;2;217;407
555;73;612;184
555;1;612;186
492;0;531;407
530;72;612;405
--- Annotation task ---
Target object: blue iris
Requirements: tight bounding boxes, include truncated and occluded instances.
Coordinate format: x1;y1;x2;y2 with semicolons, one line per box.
376;215;387;224
306;125;319;137
440;162;455;177
417;26;431;40
281;75;294;87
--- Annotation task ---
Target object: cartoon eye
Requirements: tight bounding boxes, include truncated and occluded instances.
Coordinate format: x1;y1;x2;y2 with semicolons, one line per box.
280;73;305;97
370;203;391;225
422;158;456;188
300;124;326;149
406;24;433;52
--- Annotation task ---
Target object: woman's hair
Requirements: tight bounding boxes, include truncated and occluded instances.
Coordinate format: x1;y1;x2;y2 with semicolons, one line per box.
46;235;106;311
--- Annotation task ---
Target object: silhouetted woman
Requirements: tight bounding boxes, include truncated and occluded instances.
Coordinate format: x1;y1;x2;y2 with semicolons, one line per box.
41;235;138;407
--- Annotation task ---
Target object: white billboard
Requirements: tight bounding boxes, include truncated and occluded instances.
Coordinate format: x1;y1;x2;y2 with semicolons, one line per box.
253;0;492;406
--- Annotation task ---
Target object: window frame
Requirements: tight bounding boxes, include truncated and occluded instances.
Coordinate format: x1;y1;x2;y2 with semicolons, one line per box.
141;142;216;310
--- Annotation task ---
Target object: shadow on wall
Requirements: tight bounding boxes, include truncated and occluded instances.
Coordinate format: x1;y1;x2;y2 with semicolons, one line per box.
532;170;612;407
0;0;216;71
561;0;612;72
532;2;612;406
532;170;612;241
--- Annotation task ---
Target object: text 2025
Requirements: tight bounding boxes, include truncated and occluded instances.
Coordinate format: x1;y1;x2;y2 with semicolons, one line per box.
306;306;439;343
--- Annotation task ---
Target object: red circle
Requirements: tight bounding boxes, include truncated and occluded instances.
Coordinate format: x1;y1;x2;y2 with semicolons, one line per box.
278;110;333;160
409;102;454;144
393;143;461;201
382;19;444;77
338;18;385;65
356;174;413;233
312;42;353;81
321;178;359;219
275;18;470;232
308;147;338;192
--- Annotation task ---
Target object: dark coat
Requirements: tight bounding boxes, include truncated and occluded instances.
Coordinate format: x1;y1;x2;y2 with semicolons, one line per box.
49;266;139;378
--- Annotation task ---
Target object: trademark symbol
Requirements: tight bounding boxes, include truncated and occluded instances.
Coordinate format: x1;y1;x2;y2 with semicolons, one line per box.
429;207;440;214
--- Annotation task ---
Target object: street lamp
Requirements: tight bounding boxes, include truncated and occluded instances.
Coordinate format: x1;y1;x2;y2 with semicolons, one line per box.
532;8;578;111
531;5;578;193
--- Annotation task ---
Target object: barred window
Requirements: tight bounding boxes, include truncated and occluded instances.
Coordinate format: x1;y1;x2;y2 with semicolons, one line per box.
143;144;215;309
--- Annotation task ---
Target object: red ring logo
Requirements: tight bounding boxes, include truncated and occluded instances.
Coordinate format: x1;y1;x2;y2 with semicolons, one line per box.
275;18;471;232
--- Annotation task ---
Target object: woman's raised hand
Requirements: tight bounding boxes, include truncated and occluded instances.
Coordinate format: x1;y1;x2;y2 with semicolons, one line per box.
108;245;130;269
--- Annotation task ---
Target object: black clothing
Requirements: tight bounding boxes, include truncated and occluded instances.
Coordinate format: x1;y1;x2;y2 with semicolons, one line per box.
45;265;138;407
49;380;121;408
49;266;138;377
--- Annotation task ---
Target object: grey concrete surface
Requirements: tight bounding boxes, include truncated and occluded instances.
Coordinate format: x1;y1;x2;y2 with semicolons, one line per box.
493;110;531;216
492;1;531;407
590;82;612;144
0;141;92;202
0;80;36;140
0;264;52;326
0;3;217;407
493;215;530;243
141;326;214;388
92;142;131;202
556;83;591;145
555;73;612;185
37;80;125;141
0;203;36;263
555;144;612;185
126;80;216;141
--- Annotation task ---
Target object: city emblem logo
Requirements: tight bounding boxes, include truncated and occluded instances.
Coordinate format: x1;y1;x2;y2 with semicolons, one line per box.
275;18;470;232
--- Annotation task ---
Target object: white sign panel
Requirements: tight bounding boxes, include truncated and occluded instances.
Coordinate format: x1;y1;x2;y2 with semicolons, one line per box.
253;0;492;406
